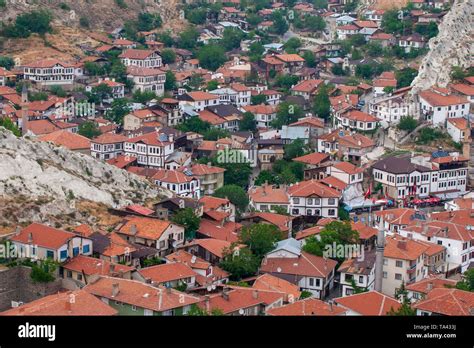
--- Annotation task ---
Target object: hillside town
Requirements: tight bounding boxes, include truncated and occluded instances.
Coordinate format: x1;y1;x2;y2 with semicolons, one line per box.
0;0;473;319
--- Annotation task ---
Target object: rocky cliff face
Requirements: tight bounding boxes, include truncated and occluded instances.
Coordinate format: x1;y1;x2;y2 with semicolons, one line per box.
410;0;474;93
0;128;171;226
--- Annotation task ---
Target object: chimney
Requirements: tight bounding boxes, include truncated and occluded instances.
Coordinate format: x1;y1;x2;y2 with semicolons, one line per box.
130;224;137;235
252;290;259;299
329;301;333;312
109;264;116;274
222;287;230;301
166;287;172;294
158;289;163;310
112;283;120;297
145;277;152;284
427;282;433;291
27;233;33;243
204;295;210;312
397;240;407;250
65;300;72;313
374;220;385;293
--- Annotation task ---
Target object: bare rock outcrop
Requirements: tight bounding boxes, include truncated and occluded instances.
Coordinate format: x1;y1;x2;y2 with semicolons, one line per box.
0;127;171;225
410;0;474;93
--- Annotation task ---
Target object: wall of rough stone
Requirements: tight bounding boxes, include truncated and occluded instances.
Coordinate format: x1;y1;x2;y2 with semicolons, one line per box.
0;266;62;312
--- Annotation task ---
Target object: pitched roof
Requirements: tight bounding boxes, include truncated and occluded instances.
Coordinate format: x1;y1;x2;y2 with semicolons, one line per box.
383;235;433;261
63;255;134;276
186;91;219;101
275;54;305;63
413;288;474;316
288;180;341;198
260;251;337;278
406;276;457;295
332;161;364;175
151;169;196;184
249;212;293;232
342;110;379;123
11;223;79;249
372;156;431;174
242;104;277;115
292;79;323;93
84;277;201;312
197;219;240;243
38;130;90;150
374;208;417;225
447;117;468;130
139;262;197;283
419;89;468;107
126;66;165;76
184;238;238;258
190;163;225;176
267;298;347;316
334;291;401;315
293;152;330;166
116;216;172;241
289;116;324;128
119;49;157;60
252;273;301;301
199;196;230;211
92;133;127;144
0;290;117;316
165;250;211;270
249;184;290;204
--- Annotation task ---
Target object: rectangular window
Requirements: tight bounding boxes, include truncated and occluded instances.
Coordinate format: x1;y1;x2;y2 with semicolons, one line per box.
396;260;403;268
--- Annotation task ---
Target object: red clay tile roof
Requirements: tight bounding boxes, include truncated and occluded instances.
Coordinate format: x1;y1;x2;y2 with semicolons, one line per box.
0;290;117;316
419;89;468;107
249;212;293;232
334;291;401;315
293;152;329;165
92;133;127;144
260;251;337;278
252;273;301;301
289;116;324;128
267;298;347;316
242;104;277;115
126;66;165;76
413;288;474;316
199;196;230;211
350;221;377;240
38;130;90;150
186;91;219;101
63;255;134;276
119;49;157;60
249;184;290;204
275;54;305;63
288;180;341;198
447;117;468;130
197;219;241;243
11;223;79;249
384;235;437;261
342;110;379;122
117;216;171;241
184;238;238;258
152;169;196;184
332;161;364;175
85;276;201;311
318;176;347;192
139;262;197;283
166;250;211;270
406;276;457;295
292;79;323;93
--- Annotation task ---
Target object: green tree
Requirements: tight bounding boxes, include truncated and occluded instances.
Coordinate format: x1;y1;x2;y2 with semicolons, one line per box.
414;22;438;39
133;90;156;104
271;10;289;35
50;85;67;97
198;45;227;71
106;98;131;125
254;170;277;186
284;37;302;54
0;117;21;137
271;102;303;128
178;26;200;50
456;269;474;291
214;184;249;213
251;94;267;105
302;51;316;68
89;83;113;103
284;138;308;161
186;8;208;25
395;68;418;88
219;246;260;280
303;221;359;261
397;116;418;132
160;48;176;65
240;111;256;132
313;84;331;121
248;41;265;62
388;281;416;315
203;127;230;141
78;121;100;139
0;56;14;70
275;74;299;92
165;71;177;91
304;15;326;31
171;208;201;240
177;116;211;134
240;223;284;258
221;28;245;52
187;304;224;316
207;80;219;91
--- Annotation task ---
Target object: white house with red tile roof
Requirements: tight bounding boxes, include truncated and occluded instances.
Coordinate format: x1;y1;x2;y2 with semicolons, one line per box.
152;169;200;199
291;79;324;100
327;161;364;185
23;59;77;87
288;180;341;218
124;131;175;168
209;83;251;107
86;78;125;100
405;275;457;302
449;83;474;105
91;133;128;160
178;91;220;111
446;117;468;142
336;24;359;40
336;109;379;132
119;49;162;68
0;67;15;86
267;298;347;316
260;239;337;298
242;104;277;128
248;183;290;213
139;262;198;288
10;223;93;262
419;88;470;125
126;66;166;95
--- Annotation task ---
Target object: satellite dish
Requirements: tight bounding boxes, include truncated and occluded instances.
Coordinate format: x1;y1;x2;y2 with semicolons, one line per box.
277;267;282;273
206;285;212;292
238;309;244;315
212;284;216;290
